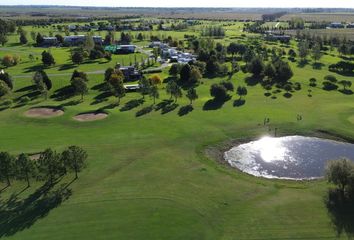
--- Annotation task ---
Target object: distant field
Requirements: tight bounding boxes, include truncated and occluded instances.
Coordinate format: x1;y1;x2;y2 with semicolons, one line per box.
286;28;354;41
280;13;354;22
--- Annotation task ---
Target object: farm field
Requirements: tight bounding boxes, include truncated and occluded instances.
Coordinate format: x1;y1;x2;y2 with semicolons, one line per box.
0;14;354;240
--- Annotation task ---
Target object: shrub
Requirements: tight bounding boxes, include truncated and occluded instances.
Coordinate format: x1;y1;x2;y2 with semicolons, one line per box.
19;96;30;104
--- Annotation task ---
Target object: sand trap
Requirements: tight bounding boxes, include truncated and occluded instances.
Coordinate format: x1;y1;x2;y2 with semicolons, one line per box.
73;112;108;122
25;107;64;118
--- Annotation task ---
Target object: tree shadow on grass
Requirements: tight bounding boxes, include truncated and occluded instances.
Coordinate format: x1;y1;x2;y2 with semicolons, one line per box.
154;99;174;111
60;100;82;107
339;89;353;95
324;189;354;238
120;99;144;112
23;64;46;73
136;105;153;117
15;85;37;93
0;182;72;238
312;62;325;70
203;96;230;111
245;76;261;86
178;105;194;116
51;86;74;101
161;103;178;114
91;82;107;91
283;92;293;98
233;99;245;107
58;63;76;71
297;59;309;68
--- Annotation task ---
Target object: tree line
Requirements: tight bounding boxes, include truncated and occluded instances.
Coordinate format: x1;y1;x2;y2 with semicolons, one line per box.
0;146;87;189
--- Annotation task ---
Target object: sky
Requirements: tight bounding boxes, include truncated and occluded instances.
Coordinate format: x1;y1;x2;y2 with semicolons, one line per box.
1;0;354;8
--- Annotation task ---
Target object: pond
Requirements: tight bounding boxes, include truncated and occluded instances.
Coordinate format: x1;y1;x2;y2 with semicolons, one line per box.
224;136;354;180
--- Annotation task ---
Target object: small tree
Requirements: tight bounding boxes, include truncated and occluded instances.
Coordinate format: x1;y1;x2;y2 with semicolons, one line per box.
0;81;10;98
33;71;48;99
309;78;317;87
71;77;88;100
0;152;14;186
61;146;87;179
236;86;248;100
186;88;198;105
247;56;264;77
189;67;202;84
298;40;309;61
166;80;182;102
16;153;35;187
326;158;354;194
139;77;152;99
338;80;352;91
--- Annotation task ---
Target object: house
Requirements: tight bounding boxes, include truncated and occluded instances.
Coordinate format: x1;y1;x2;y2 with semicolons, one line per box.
329;22;344;28
347;23;354;28
116;45;136;54
264;33;291;43
64;35;102;46
64;35;86;45
149;41;168;49
41;37;58;47
115;64;141;81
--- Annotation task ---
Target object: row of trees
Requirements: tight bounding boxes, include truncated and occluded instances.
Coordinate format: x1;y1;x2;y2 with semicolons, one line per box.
0;146;87;188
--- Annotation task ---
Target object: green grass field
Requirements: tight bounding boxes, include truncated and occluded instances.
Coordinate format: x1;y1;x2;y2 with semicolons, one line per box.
0;20;354;240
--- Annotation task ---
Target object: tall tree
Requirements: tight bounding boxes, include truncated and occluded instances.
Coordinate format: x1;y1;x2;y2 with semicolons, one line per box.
61;146;87;179
0;152;14;186
186;88;198;105
311;43;322;63
41;51;55;66
16;153;35;187
71;77;88;100
149;85;159;104
37;148;63;185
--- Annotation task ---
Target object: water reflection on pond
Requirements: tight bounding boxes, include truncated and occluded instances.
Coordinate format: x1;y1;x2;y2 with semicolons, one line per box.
224;136;354;180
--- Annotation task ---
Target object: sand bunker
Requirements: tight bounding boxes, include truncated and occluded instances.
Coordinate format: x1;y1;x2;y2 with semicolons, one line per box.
25;107;64;118
73;112;108;122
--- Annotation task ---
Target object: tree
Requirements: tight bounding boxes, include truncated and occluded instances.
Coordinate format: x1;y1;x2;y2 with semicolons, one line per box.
0;72;13;89
72;51;84;65
236;86;248;100
169;64;180;78
186;88;198;105
264;63;276;80
33;71;48;99
326;158;354;194
138;77;151;99
298;40;309;61
166;80;182;102
2;55;15;67
210;84;228;100
0;81;10;97
84;34;95;51
180;64;192;84
61;146;87;179
248;56;264;77
104;67;115;82
273;60;293;83
283;83;292;93
36;33;44;46
189;67;202;84
71;77;88;100
311;43;322;63
0;33;8;46
16;153;35;187
19;32;28;45
338;80;352;91
37;148;63;185
41;51;55;66
149;85;159;104
309;78;317;87
108;72;125;104
0;152;14;186
149;74;162;85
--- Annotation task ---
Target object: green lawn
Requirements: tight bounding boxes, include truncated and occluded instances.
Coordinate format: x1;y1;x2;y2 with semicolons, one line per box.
0;21;354;240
